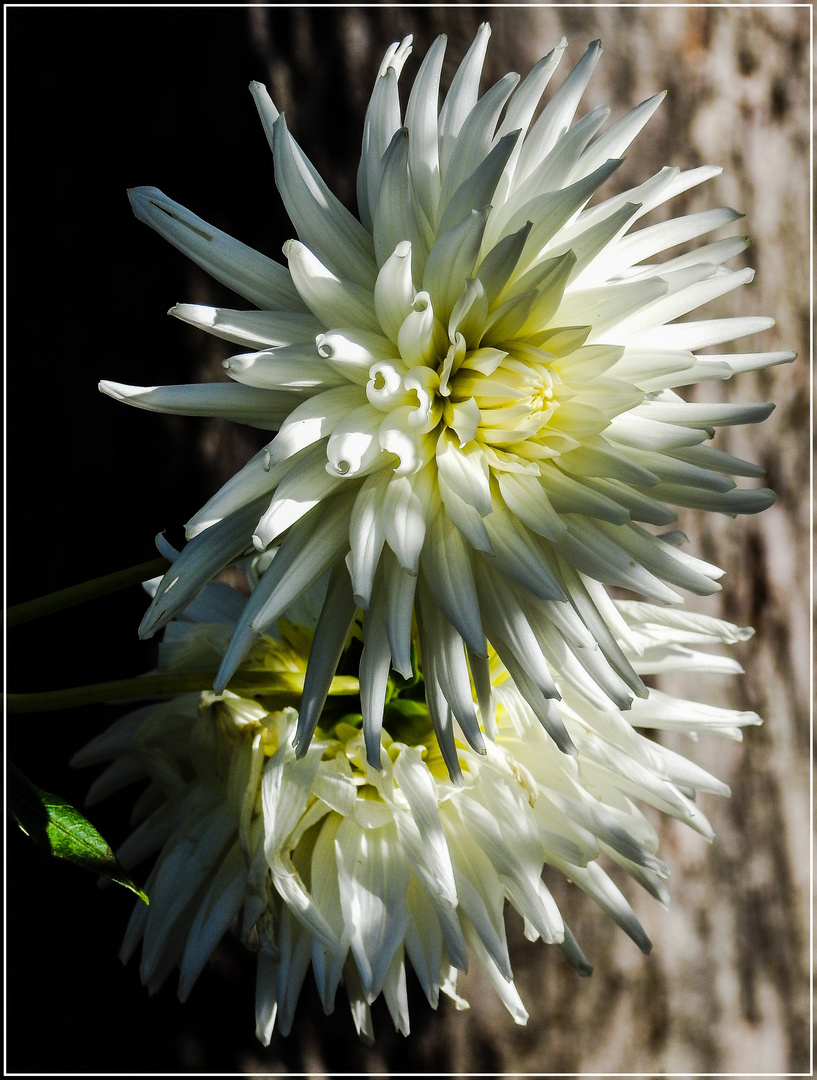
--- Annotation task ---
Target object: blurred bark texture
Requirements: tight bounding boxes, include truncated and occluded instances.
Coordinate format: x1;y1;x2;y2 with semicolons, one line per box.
6;3;810;1075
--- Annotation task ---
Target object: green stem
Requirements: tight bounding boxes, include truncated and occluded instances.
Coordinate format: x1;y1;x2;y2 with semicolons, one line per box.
6;671;360;713
5;557;172;628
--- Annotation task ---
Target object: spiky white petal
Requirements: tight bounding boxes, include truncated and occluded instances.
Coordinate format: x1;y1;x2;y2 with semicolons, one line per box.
75;578;762;1043
107;27;790;773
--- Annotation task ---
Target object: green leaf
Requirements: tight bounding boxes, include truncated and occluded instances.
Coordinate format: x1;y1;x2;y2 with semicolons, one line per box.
8;763;148;904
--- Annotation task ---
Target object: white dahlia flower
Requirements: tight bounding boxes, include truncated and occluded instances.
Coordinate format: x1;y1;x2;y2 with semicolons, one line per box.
101;26;790;770
73;577;760;1043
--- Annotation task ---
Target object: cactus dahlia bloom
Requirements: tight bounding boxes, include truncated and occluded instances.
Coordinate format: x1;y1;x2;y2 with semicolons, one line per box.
101;26;791;770
73;578;761;1043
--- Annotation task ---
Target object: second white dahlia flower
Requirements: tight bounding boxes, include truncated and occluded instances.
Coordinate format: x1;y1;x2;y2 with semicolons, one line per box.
73;577;761;1043
101;26;790;769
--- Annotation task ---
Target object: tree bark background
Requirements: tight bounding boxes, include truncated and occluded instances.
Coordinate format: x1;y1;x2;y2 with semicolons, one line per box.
6;3;810;1075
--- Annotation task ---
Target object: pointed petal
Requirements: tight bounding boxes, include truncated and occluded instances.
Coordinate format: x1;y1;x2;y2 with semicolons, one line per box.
419;508;487;656
169;304;323;350
252;442;347;549
270;113;377;289
360;581;393;769
128;187;304;310
139;498;266;639
266;385;365;467
293;563;359;757
381;465;438;574
404;34;446;227
438;22;492;170
347;469;390;606
99;380;301;430
334;818;411;1000
515;39;603;183
284;239;380;333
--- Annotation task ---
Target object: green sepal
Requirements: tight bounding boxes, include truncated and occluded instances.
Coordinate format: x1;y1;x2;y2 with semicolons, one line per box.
8;762;148;904
383;696;434;743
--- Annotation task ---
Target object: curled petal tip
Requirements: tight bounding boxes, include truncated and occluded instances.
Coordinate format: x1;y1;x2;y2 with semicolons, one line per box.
169;303;215;326
137;613;158;640
127;185;163;220
99;380;154;402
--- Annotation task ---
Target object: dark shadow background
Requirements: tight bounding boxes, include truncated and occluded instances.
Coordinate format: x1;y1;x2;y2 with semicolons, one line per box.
6;5;811;1074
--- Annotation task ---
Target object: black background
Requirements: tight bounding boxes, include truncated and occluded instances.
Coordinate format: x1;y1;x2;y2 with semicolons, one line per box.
5;7;485;1071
